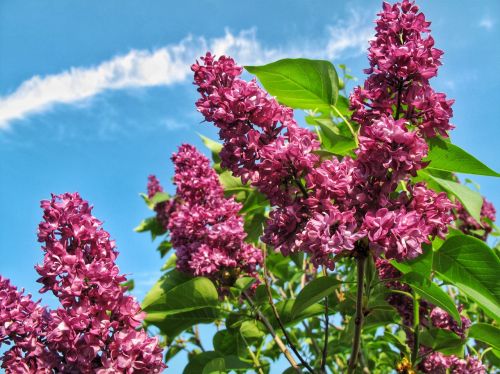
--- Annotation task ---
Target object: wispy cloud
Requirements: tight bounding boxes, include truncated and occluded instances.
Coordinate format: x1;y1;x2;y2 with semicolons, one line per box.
479;16;495;30
0;16;373;129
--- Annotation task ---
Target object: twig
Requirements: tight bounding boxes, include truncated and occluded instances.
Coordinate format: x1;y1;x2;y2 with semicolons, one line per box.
240;333;265;374
394;79;404;120
320;268;329;373
263;265;315;373
411;291;420;365
302;321;322;358
347;255;367;373
193;325;205;352
242;290;301;373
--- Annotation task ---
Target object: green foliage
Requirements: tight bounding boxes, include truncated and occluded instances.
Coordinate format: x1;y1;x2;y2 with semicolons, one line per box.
426;137;500;177
421;171;484;221
245;58;339;111
142;270;220;341
136;55;500;372
419;328;465;357
291;276;341;318
312;117;356;156
134;216;166;240
468;323;500;351
433;235;500;322
401;272;461;325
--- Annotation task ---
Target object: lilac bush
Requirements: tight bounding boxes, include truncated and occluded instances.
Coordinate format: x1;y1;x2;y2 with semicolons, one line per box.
3;0;499;373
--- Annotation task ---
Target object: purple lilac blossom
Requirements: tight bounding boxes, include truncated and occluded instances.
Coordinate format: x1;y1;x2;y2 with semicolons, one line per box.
455;197;496;241
192;0;456;264
1;193;166;373
149;144;262;285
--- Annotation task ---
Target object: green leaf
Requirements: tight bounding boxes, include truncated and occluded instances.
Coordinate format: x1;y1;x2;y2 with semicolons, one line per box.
390;245;433;278
142;272;218;314
154;307;219;342
121;279;135;292
426;138;500;177
184;351;221;374
262;299;324;329
363;309;399;331
202;356;252;374
420;328;465;357
199;134;223;164
423;172;483;222
245;58;339;111
402;272;461;325
150;191;170;205
157;240;173;258
134;216;166;240
140;193;154;210
468;323;500;351
433;235;500;322
142;271;220;339
202;358;226;374
243;213;266;244
161;253;177;271
314;119;356;156
218;171;248;193
291;276;341;318
240;320;265;340
213;330;239;356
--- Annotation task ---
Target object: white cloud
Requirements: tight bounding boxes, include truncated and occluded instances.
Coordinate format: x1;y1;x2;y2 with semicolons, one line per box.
479;16;494;30
0;18;373;129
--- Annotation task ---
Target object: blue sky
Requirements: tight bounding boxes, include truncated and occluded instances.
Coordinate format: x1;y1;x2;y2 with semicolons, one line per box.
0;0;499;371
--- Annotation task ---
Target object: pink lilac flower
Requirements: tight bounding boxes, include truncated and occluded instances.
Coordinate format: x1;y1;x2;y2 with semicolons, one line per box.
455;197;497;241
192;0;457;266
159;144;263;285
350;0;454;137
356;115;428;190
0;277;58;372
430;306;471;339
419;351;485;374
192;52;320;207
1;193;166;373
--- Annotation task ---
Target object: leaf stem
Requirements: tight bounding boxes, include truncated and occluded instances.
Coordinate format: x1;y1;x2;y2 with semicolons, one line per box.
388;289;414;299
331;105;358;147
411;291;420;365
347;255;367;373
242;290;301;373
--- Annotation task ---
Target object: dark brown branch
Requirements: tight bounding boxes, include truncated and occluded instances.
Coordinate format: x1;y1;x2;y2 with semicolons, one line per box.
347;255;367;373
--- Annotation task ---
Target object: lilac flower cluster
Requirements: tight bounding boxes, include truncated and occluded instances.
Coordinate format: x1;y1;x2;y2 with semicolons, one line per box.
0;193;166;373
420;352;485;374
192;0;455;265
376;259;485;373
148;145;262;285
0;277;56;371
350;0;454;138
